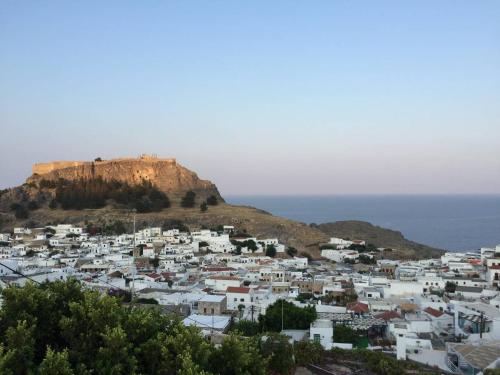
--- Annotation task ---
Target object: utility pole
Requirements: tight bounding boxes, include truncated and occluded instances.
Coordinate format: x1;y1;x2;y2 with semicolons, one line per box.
281;298;284;332
480;312;484;339
251;305;255;322
211;312;214;341
131;210;136;301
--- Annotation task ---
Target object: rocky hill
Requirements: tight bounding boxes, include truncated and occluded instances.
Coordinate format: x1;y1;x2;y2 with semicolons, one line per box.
313;220;443;259
26;155;223;202
0;156;443;260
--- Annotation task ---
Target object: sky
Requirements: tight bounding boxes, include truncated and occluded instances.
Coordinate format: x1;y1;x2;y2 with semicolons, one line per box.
1;1;499;195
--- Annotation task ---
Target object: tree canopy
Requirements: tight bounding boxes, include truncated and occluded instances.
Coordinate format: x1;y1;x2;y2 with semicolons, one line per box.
181;191;196;208
53;177;170;212
0;279;270;375
206;195;218;206
259;300;317;332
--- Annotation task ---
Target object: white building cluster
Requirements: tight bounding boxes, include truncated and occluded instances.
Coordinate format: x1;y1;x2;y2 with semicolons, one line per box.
1;227;500;373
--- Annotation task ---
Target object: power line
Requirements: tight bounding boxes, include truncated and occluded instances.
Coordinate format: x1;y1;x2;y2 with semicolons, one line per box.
0;261;42;285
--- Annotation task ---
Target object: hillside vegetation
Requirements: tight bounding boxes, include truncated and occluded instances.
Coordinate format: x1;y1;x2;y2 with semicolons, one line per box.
52;177;171;212
0;202;443;260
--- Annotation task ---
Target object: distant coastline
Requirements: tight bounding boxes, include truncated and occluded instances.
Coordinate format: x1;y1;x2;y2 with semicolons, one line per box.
225;194;500;252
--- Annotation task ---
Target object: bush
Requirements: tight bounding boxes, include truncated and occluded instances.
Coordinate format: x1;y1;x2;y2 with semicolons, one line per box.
27;201;39;210
286;247;298;256
48;199;57;209
294;340;324;366
358;254;376;264
9;202;22;211
333;324;357;344
206;195;218;206
15;206;29;219
161;219;189;232
200;202;208;212
102;220;128;235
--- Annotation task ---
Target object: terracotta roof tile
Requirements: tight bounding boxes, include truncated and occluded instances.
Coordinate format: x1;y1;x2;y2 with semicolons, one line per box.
423;307;444;318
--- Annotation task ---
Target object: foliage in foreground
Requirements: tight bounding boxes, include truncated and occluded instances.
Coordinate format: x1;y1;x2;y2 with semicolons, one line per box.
0;281;443;375
0;280;269;375
330;348;439;375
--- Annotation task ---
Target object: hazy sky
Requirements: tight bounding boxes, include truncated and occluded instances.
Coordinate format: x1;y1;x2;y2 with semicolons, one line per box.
1;1;499;195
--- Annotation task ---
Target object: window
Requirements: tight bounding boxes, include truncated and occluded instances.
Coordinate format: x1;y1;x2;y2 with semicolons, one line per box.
313;334;320;343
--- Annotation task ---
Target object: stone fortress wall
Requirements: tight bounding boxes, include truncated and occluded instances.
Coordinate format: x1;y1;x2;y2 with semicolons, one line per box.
32;155;177;175
28;155;222;202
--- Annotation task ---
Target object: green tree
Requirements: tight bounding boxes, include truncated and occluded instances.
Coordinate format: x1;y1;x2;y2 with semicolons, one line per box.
209;334;266;375
206;195;218;206
265;245;277;258
358;254;376;264
151;256;160;269
259;300;316;332
445;281;457;293
0;280;280;374
59;290;125;367
177;351;210;375
161;325;213;374
231;320;260;337
181;191;196;208
260;333;294;375
0;320;35;374
200;202;208;212
95;326;137;375
294;340;324;366
295;293;314;303
39;348;74;375
105;220;127;235
333;324;357;344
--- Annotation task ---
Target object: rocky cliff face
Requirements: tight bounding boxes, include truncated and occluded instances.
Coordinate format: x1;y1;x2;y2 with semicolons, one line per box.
27;155;223;202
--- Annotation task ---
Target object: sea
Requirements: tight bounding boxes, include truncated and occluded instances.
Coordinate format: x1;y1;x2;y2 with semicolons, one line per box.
225;195;500;252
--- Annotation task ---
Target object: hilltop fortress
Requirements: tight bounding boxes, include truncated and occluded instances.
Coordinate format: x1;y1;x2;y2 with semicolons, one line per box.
28;155;223;202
